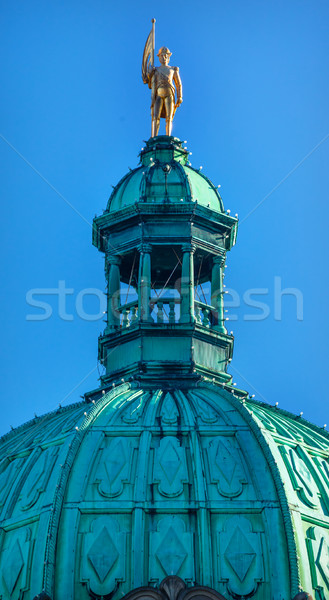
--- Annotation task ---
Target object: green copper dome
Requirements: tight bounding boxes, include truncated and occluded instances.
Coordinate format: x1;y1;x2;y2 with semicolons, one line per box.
106;136;224;213
1;135;325;600
0;382;328;600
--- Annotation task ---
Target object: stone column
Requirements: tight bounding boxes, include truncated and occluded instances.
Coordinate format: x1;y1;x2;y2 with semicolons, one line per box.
106;254;121;331
180;243;195;323
138;243;152;322
211;254;226;333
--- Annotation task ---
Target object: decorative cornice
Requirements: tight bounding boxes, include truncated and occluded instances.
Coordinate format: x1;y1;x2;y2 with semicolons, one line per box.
102;237;227;258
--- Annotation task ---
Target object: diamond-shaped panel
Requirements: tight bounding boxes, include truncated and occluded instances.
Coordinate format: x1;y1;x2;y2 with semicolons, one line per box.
3;538;24;594
159;439;181;485
155;526;187;575
291;451;314;492
105;439;126;484
88;526;119;583
215;440;237;485
224;526;256;582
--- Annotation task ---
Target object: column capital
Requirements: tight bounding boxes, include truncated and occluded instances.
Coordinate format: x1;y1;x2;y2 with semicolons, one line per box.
139;243;152;254
106;253;122;266
181;243;196;254
213;254;225;267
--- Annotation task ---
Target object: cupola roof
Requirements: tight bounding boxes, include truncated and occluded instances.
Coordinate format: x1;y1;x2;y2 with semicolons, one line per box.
106;136;224;213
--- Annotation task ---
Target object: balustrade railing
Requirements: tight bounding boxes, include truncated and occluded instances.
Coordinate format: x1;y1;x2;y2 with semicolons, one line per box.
117;300;139;328
115;299;217;329
150;297;181;324
194;300;215;327
117;297;181;328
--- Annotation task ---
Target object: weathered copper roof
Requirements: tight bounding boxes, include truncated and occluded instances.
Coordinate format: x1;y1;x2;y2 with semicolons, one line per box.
106;136;224;213
1;382;328;599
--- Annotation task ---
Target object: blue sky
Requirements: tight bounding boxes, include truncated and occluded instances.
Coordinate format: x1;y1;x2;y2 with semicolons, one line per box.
1;0;328;435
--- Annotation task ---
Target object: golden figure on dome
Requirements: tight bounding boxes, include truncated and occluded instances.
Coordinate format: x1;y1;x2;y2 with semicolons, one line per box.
142;20;183;137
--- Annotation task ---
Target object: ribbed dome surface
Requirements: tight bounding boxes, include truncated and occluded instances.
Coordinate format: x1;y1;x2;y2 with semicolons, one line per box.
1;382;328;600
106;136;224;213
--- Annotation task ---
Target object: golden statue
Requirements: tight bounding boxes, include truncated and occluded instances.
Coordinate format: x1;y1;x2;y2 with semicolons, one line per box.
142;20;183;137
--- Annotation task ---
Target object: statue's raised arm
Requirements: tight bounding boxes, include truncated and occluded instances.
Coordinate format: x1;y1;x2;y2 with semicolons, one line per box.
142;21;183;137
